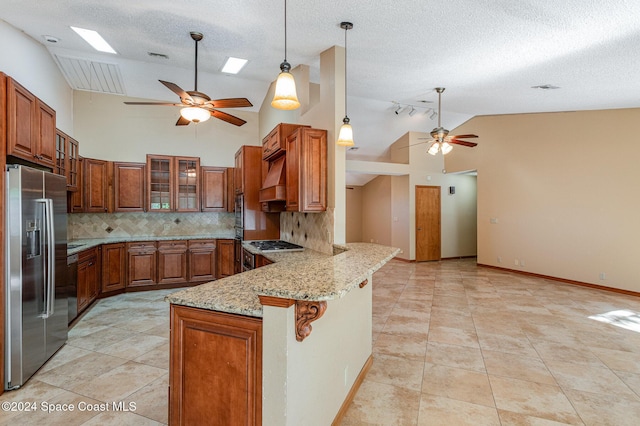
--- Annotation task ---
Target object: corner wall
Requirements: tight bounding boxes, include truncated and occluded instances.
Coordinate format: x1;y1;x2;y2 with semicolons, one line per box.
446;108;640;292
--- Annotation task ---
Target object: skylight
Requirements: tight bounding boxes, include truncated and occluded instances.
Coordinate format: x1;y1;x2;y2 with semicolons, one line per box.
221;57;248;74
70;26;117;54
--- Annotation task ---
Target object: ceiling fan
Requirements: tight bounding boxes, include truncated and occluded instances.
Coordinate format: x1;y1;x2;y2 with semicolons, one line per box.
124;32;253;126
420;87;478;155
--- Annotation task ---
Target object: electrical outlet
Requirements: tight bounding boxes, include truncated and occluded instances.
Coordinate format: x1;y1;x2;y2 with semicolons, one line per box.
599;272;606;280
490;218;498;224
497;256;502;263
514;259;519;266
520;260;526;267
163;224;170;232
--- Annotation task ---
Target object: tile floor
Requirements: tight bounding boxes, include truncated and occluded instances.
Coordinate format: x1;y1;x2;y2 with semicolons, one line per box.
2;259;640;425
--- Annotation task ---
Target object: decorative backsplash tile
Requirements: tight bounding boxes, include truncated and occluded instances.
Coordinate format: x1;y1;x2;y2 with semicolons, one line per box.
69;212;235;239
280;208;334;255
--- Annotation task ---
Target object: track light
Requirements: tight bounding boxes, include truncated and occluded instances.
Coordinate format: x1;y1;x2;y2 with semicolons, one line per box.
408;106;417;117
429;110;438;120
394;105;402;115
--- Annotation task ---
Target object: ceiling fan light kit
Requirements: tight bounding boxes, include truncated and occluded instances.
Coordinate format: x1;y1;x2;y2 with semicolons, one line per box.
336;21;354;147
272;0;301;110
180;106;210;123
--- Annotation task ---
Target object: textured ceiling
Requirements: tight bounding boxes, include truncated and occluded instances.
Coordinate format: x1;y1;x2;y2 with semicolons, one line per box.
3;0;640;160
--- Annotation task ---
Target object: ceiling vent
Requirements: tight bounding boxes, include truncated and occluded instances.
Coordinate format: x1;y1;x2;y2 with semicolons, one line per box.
54;54;125;95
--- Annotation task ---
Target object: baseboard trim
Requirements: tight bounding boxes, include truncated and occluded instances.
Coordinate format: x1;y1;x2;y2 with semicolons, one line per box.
332;354;374;426
478;263;640;298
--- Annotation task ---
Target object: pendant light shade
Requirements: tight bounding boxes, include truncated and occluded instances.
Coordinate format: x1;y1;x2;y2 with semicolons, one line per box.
272;0;300;110
337;117;354;147
180;106;211;123
337;21;354;147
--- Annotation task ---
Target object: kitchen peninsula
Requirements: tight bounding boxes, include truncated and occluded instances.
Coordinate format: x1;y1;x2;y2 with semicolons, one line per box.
166;242;399;426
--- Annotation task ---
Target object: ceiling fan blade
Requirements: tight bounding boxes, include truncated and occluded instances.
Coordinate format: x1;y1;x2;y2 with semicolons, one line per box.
160;80;194;103
124;102;183;106
208;98;253;108
176;115;191;126
207;109;247;126
449;139;478;147
449;134;478;139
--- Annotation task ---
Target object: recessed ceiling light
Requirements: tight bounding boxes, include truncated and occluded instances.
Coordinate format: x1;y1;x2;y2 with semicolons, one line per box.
221;57;248;74
531;84;560;90
70;26;117;54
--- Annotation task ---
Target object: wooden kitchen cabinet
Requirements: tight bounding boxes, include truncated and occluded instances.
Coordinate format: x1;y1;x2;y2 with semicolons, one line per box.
255;254;274;268
126;242;157;287
158;241;189;285
147;155;200;212
216;239;236;279
78;247;101;314
227;167;235;212
286;128;327;212
55;129;80;191
114;162;146;212
84;157;111;213
261;123;309;161
169;305;262;425
201;166;227;212
234;148;244;194
188;240;217;283
6;76;56;169
101;243;126;293
68;157;84;213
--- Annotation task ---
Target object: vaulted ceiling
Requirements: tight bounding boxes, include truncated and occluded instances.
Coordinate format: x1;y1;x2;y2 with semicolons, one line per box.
3;0;640;160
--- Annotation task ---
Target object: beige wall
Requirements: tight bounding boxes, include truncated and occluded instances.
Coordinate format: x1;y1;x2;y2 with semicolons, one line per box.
446;108;640;292
391;175;411;258
362;176;392;246
346;186;363;242
73;91;260;166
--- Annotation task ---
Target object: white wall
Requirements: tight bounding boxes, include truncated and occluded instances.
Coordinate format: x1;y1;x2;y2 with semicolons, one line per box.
446;108;640;292
73;91;259;166
362;176;392;246
0;20;73;134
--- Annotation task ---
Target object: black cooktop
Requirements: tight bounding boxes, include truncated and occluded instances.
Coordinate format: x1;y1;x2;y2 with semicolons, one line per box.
248;240;304;252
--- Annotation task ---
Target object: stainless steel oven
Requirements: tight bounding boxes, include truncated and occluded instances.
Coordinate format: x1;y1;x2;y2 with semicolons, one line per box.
242;248;255;272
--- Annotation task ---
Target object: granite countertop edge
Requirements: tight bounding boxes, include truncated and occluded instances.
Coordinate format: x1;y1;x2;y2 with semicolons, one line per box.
165;243;400;318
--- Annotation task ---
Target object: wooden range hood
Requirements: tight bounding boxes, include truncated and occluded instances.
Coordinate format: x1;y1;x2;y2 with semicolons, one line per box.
259;156;286;202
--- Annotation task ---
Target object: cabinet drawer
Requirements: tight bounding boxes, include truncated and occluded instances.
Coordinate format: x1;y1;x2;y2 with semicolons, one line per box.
126;241;157;252
158;240;188;251
188;239;216;250
78;246;99;263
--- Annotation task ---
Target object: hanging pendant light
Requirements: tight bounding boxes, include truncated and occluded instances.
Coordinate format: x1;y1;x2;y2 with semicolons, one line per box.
336;21;354;147
271;0;300;110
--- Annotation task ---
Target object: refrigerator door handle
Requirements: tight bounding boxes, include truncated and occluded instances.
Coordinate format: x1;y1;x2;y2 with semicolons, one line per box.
37;198;56;318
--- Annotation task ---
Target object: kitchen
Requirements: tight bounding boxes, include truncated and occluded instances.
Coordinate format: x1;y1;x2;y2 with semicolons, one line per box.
3;2;640;425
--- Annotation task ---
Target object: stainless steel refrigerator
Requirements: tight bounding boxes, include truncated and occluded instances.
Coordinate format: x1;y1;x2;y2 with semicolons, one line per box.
5;164;68;390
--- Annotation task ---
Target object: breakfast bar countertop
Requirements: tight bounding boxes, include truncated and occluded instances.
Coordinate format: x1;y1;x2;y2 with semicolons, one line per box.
165;242;400;318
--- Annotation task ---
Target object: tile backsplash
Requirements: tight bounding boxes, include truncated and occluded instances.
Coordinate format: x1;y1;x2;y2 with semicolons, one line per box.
280;208;334;255
69;212;235;239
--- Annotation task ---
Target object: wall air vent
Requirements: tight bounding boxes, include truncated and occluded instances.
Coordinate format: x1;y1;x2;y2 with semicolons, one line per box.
54;54;125;95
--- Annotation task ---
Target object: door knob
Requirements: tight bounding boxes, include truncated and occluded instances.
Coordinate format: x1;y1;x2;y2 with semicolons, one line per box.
417;227;423;231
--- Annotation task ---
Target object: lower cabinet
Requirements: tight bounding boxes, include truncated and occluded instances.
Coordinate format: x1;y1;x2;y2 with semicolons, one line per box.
216;239;236;279
101;243;126;293
126;242;158;287
158;241;189;285
78;247;101;314
169;305;262;425
188;240;217;283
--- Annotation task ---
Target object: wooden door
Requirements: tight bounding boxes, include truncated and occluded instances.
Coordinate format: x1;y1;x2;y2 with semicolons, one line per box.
127;242;157;287
188;240;216;283
216;239;235;278
36;100;56;168
169;305;262;426
158;241;189;284
201;166;227;212
114;162;146;212
6;77;38;162
84;158;110;213
101;243;126;293
415;185;441;261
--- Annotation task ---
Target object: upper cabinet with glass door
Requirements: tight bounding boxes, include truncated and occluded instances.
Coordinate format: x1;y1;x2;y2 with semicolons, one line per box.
146;155;200;212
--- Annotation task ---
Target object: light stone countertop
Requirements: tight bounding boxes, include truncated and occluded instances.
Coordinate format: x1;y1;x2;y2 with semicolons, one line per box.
67;233;235;256
165;242;400;318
